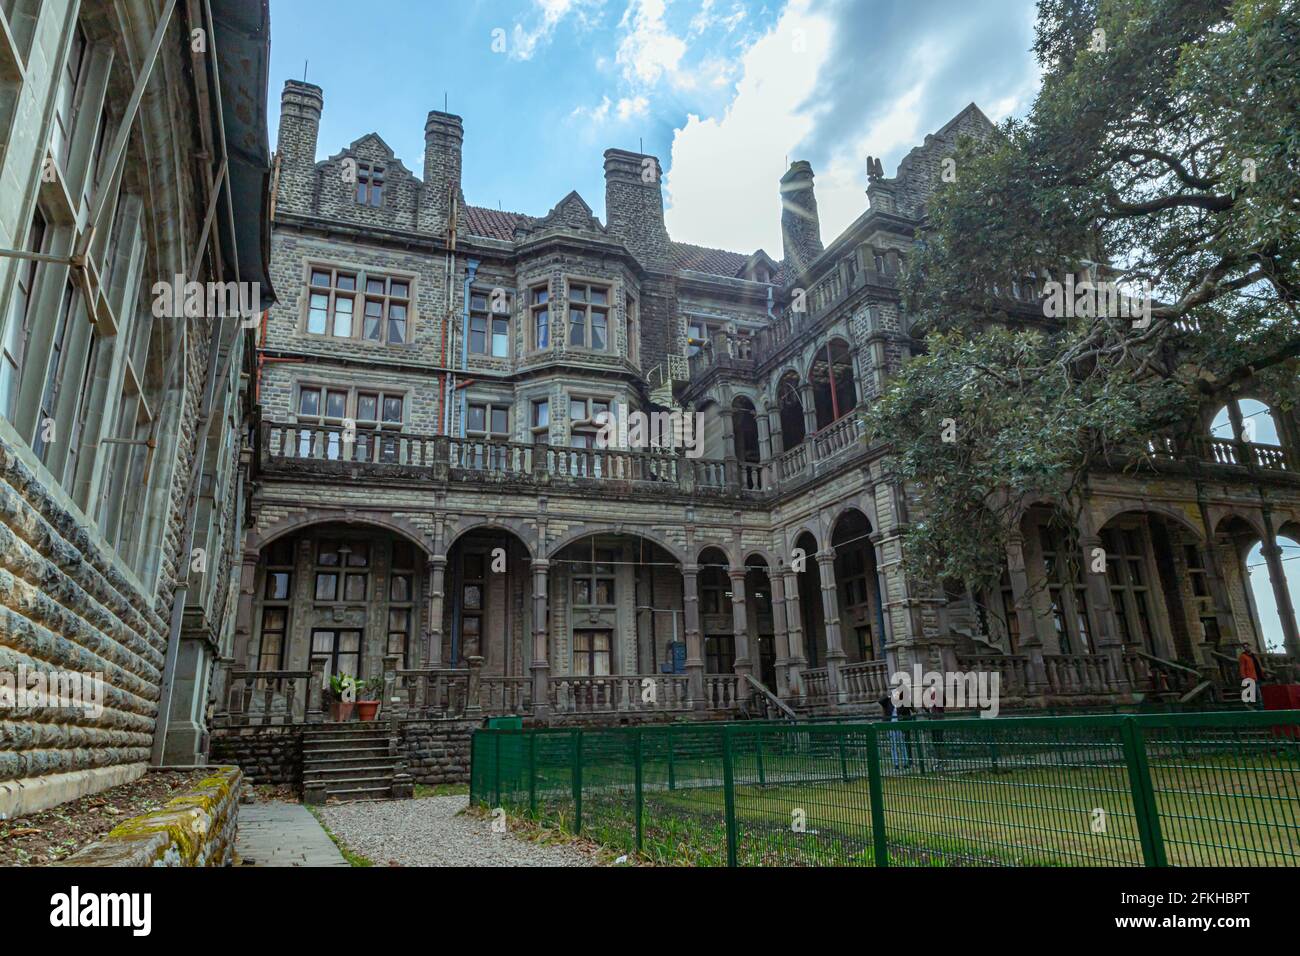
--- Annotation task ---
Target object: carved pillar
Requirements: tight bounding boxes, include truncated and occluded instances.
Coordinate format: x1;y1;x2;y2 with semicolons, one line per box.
782;569;807;696
728;567;752;682
426;555;447;668
756;407;772;460
682;563;706;711
1261;511;1300;659
816;550;847;704
767;405;785;457
531;558;551;717
770;570;791;698
720;407;737;486
1080;523;1129;692
1006;532;1047;692
232;552;259;669
799;382;818;438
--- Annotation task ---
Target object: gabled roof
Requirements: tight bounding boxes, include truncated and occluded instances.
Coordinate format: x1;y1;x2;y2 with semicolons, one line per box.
463;205;534;240
671;241;784;283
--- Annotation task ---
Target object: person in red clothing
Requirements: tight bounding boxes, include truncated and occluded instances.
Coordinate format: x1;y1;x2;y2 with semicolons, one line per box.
1238;643;1265;705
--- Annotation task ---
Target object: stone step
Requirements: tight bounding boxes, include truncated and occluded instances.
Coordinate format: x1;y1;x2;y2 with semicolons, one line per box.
303;755;396;770
319;773;395;790
304;734;391;748
327;785;394;803
305;764;397;782
303;745;392;760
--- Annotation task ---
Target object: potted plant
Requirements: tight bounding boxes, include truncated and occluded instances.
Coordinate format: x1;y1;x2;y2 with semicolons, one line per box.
325;672;358;722
356;677;383;721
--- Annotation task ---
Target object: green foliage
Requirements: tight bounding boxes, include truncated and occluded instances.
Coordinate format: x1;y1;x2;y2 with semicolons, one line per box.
880;0;1300;585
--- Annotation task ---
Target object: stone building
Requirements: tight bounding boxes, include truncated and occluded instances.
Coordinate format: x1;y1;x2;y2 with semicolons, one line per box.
223;80;1298;752
0;0;273;818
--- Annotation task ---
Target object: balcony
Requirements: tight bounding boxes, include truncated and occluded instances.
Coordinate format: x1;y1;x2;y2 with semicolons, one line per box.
258;416;871;501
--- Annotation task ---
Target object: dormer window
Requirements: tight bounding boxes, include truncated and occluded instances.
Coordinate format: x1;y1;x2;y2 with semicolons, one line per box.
356;162;385;206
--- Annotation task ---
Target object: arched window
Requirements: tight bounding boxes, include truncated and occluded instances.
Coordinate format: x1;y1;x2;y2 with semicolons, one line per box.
810;339;856;430
732;397;760;463
1210;398;1283;446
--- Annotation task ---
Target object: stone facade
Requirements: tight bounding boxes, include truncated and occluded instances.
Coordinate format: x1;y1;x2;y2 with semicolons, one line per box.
222;81;1299;739
0;0;271;816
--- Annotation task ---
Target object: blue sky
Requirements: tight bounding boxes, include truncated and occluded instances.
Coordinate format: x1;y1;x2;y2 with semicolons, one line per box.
268;0;1043;255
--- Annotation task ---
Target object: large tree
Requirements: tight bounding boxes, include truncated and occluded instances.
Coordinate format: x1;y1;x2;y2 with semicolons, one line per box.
870;0;1300;589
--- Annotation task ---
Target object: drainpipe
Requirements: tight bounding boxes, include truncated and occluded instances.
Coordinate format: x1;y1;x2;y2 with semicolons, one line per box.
459;258;480;437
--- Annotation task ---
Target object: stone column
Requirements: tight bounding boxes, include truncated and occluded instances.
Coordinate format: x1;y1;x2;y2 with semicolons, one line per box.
767;405;784;456
770;571;791;698
816;549;847;704
728;568;752;683
799;382;818;438
682;563;706;711
720;407;738;487
531;558;551;717
756;408;772;460
1006;532;1047;692
425;555;447;667
231;552;259;670
1079;515;1127;692
1261;512;1300;659
782;569;808;695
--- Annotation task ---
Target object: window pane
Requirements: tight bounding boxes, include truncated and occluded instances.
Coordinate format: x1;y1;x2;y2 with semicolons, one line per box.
471;294;488;312
344;573;367;601
333;296;354;336
490;407;508;434
326;390;347;418
569;310;585;345
535;310;549;347
570;285;586;302
570;399;586;420
533;400;549;428
367;278;385;294
591;311;606;349
262;608;288;631
532;287;548;305
265;572;291;600
383;396;403;423
347;542;369;566
317;540;340;565
591;288;608;305
299;390;320;416
390;574;411;602
595;579;614;604
468;405;486;432
388;309;406;344
315;573;338;601
388;609;410;632
491;319;509;357
357;394;378;421
311;271;331;287
573;579;591;604
336;274;356;291
390;281;408;299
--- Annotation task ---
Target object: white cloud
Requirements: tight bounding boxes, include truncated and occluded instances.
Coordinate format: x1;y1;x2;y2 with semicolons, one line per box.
617;95;650;119
616;0;687;85
511;0;605;61
663;0;834;254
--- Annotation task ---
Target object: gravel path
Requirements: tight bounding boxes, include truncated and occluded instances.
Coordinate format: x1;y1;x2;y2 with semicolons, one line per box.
318;795;599;867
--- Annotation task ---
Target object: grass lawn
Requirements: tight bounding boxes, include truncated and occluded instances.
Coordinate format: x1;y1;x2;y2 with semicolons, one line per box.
500;749;1299;867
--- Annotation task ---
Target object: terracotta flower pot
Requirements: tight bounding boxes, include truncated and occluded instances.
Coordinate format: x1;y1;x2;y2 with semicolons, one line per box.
330;701;355;722
356;700;381;721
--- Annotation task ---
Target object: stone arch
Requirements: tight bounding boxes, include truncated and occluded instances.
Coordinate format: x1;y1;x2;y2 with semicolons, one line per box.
1093;502;1206;543
783;523;821;557
742;547;779;568
1212;510;1268;544
251;510;433;556
545;525;685;564
446;517;538;558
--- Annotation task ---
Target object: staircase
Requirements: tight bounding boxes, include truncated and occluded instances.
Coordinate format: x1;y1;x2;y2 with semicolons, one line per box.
303;724;399;803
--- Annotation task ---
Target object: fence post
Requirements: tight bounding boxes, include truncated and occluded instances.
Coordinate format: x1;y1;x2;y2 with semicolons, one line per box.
721;726;738;867
756;726;767;787
865;724;889;867
1120;718;1167;866
572;729;583;835
667;725;676;791
634;730;644;853
839;729;850;782
494;732;502;808
528;732;537;818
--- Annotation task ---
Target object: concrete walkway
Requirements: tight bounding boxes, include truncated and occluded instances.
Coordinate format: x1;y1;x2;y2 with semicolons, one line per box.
234;801;349;867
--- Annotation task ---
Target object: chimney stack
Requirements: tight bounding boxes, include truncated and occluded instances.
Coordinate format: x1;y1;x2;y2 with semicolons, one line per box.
604;149;670;267
780;160;824;280
275;80;323;215
421;110;466;239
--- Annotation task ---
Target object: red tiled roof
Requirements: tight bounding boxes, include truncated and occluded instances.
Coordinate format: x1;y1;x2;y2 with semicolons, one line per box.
671;241;784;283
463;205;533;240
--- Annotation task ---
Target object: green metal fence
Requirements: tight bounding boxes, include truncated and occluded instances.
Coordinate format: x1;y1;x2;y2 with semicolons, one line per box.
470;711;1300;866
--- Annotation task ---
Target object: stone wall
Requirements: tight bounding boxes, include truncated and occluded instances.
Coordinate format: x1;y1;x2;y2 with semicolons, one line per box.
55;766;242;867
210;726;304;787
402;718;477;785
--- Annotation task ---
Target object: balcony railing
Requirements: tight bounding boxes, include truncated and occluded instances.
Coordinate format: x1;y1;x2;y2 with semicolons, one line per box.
259;419;870;498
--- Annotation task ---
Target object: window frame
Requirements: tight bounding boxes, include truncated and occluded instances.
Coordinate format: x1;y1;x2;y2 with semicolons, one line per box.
468;287;512;358
355;161;386;207
304;264;413;345
565;279;611;351
528;283;550;351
